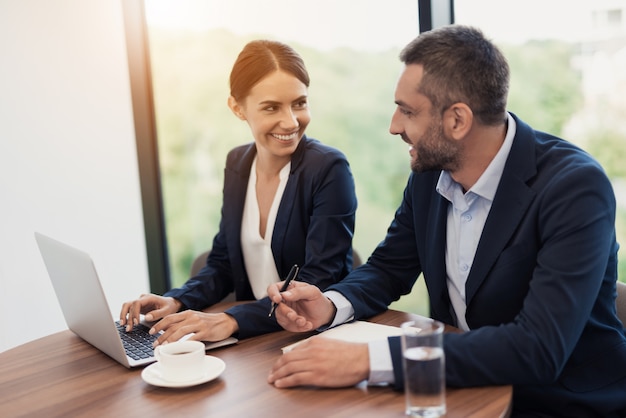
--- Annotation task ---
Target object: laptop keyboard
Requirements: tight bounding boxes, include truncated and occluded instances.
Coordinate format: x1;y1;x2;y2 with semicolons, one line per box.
115;321;158;360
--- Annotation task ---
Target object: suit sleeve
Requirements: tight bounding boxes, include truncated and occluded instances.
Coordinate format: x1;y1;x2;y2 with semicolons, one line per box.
163;210;236;310
162;149;242;310
326;173;424;318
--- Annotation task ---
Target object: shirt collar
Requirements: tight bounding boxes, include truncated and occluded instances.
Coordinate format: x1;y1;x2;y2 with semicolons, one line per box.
437;113;516;202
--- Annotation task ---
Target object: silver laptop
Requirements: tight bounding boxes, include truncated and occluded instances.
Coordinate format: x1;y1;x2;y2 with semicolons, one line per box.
34;232;237;368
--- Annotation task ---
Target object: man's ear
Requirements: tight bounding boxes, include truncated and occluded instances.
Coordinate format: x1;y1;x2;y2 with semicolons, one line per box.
443;102;473;140
227;96;246;120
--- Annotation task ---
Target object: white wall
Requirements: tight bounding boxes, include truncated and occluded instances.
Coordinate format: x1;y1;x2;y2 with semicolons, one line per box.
0;0;150;352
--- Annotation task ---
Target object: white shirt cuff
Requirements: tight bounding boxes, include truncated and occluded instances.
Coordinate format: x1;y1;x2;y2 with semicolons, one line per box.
321;290;354;329
323;290;394;385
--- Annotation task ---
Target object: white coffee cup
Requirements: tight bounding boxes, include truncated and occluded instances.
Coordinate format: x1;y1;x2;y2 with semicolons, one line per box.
154;340;206;383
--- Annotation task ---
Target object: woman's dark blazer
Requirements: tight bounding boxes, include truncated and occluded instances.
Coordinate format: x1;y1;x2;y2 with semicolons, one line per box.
165;135;357;338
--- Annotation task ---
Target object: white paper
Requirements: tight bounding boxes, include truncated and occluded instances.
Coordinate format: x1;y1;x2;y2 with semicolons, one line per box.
281;320;404;353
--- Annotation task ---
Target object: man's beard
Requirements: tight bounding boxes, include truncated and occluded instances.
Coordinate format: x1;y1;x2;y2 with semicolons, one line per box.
411;119;460;173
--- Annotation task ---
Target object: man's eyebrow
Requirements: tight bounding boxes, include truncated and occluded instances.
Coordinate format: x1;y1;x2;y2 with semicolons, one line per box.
395;100;413;110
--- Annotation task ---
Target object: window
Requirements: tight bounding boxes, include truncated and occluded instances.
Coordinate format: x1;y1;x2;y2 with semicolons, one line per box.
142;0;429;313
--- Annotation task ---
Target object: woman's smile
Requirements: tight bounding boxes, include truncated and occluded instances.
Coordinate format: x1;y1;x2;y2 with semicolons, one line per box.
271;131;299;142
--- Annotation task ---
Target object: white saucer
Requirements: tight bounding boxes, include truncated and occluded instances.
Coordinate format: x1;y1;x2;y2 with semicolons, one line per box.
141;355;226;388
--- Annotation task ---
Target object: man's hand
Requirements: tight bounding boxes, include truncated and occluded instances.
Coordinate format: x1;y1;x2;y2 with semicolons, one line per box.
268;281;336;332
268;337;370;388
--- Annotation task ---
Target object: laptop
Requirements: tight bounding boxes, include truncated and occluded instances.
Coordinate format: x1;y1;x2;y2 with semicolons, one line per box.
35;232;237;368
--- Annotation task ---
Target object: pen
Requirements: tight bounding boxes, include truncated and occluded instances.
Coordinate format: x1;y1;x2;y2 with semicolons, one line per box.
269;264;299;317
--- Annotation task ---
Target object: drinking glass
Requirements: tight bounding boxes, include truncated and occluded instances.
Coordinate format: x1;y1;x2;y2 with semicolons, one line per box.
401;319;446;417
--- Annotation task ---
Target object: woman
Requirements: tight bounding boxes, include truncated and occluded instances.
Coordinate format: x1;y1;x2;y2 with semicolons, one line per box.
120;40;357;344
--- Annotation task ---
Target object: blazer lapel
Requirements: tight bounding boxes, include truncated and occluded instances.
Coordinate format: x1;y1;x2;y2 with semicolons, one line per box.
223;143;256;280
270;136;308;271
465;115;538;305
425;182;457;324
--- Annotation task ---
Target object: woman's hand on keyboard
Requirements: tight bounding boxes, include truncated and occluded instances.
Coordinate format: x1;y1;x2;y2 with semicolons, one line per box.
149;311;238;347
119;294;182;332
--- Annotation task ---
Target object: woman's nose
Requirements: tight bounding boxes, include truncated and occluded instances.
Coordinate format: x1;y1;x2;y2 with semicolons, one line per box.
280;108;299;130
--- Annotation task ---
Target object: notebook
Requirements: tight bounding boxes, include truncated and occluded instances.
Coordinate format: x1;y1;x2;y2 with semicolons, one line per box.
281;320;405;353
35;232;237;368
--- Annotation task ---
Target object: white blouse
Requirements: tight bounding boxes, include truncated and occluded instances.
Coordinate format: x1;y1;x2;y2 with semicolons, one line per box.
240;157;291;299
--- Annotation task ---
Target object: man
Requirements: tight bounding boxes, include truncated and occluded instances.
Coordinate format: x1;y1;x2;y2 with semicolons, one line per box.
266;25;626;417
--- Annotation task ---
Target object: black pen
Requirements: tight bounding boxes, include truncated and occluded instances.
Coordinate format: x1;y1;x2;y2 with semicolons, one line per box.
269;264;299;317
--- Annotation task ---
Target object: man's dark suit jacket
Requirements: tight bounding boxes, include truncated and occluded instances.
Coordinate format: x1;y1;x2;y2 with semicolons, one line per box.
327;114;626;417
166;136;357;338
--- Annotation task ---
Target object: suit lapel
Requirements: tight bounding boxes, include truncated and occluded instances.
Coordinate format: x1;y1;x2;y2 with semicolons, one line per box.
270;136;308;271
465;115;537;304
424;178;456;324
223;143;256;280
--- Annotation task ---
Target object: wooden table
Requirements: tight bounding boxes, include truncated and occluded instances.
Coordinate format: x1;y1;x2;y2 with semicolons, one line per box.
0;303;511;417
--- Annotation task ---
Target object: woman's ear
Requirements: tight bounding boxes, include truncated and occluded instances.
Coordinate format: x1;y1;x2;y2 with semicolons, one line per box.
443;102;473;140
227;96;246;120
